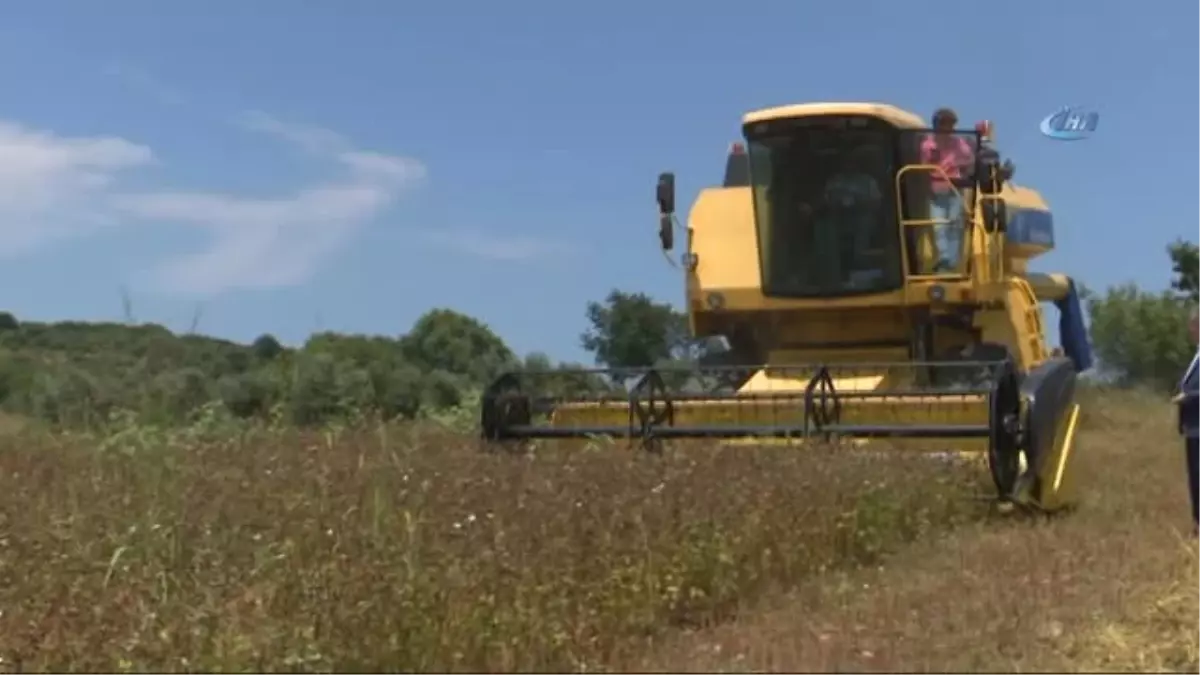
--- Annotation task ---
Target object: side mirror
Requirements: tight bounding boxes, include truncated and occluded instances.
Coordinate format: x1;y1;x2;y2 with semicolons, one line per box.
981;198;1007;234
975;144;1011;196
977;163;1003;196
656;172;676;251
656;172;675;215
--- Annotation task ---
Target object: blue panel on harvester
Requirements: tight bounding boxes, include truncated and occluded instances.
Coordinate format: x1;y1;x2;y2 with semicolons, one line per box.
1007;208;1055;247
1054;278;1094;372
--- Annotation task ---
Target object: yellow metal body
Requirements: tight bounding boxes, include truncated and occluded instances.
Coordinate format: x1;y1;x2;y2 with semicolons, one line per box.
548;101;1081;510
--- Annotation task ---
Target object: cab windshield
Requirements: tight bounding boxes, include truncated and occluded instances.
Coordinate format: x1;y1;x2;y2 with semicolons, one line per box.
746;116;902;297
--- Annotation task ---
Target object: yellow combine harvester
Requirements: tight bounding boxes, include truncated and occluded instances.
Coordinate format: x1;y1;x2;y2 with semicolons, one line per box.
481;102;1094;512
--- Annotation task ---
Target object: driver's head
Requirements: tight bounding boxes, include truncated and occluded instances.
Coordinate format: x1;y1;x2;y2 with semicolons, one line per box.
933;107;958;133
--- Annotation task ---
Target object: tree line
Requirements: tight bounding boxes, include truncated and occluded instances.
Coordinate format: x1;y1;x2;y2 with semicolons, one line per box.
0;238;1192;429
1085;238;1198;391
0;304;642;429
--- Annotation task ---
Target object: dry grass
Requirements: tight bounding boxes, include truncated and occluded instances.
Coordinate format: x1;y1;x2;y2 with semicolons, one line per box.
0;424;986;672
0;388;1195;673
629;387;1200;673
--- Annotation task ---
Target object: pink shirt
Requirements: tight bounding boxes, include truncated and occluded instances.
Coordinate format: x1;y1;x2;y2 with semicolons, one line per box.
919;134;974;192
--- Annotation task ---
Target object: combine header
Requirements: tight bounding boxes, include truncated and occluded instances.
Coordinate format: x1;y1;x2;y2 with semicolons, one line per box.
480;102;1093;512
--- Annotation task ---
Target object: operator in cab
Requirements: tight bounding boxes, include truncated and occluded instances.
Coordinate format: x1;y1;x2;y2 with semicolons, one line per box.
821;144;887;287
920;107;975;272
785;144;887;290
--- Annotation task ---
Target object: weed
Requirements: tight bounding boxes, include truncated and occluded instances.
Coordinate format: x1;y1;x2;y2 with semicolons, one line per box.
0;423;983;672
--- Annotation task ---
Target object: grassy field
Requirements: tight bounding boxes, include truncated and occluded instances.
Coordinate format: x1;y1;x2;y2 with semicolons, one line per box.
633;387;1200;673
0;387;1195;673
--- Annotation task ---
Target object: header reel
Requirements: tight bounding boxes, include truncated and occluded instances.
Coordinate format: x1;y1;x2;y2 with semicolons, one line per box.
478;355;1081;511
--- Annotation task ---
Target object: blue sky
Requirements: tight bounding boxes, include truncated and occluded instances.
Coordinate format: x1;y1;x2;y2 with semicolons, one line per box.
0;1;1195;364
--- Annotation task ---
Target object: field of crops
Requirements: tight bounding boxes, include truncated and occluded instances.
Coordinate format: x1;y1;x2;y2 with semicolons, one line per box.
0;386;1195;673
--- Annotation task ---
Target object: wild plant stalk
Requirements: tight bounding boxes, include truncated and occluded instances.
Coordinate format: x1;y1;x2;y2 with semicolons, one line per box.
0;417;985;672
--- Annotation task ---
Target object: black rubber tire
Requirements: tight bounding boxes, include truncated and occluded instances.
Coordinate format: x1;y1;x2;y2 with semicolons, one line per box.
971;343;1023;499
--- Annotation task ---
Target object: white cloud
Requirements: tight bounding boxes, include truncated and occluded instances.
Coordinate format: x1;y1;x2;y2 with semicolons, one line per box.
232;112;565;265
111;181;405;293
233;110;350;155
0;121;154;254
111;112;427;294
0;110;426;295
420;227;570;262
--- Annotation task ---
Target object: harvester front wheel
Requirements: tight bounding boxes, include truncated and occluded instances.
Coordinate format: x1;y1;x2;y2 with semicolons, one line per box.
1011;357;1082;512
480;373;532;452
986;356;1024;501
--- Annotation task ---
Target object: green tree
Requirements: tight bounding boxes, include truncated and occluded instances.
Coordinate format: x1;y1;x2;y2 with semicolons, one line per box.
1168;239;1199;302
421;369;467;409
0;352;37;409
304;332;400;367
1087;284;1191;390
218;370;281;419
286;352;375;426
515;351;616;398
522;351;554;371
370;362;424;420
147;367;212;421
0;312;19;332
400;309;517;385
1087;237;1195;394
549;365;617;397
29;365;111;427
252;333;285;361
580;290;688;369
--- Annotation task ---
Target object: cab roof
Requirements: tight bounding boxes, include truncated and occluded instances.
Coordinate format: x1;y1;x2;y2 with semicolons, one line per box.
742;102;927;129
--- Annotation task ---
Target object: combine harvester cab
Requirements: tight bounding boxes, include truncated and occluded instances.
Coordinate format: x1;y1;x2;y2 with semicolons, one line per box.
481;102;1093;513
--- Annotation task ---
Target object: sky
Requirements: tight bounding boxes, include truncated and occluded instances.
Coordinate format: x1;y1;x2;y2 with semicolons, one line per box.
0;1;1196;364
